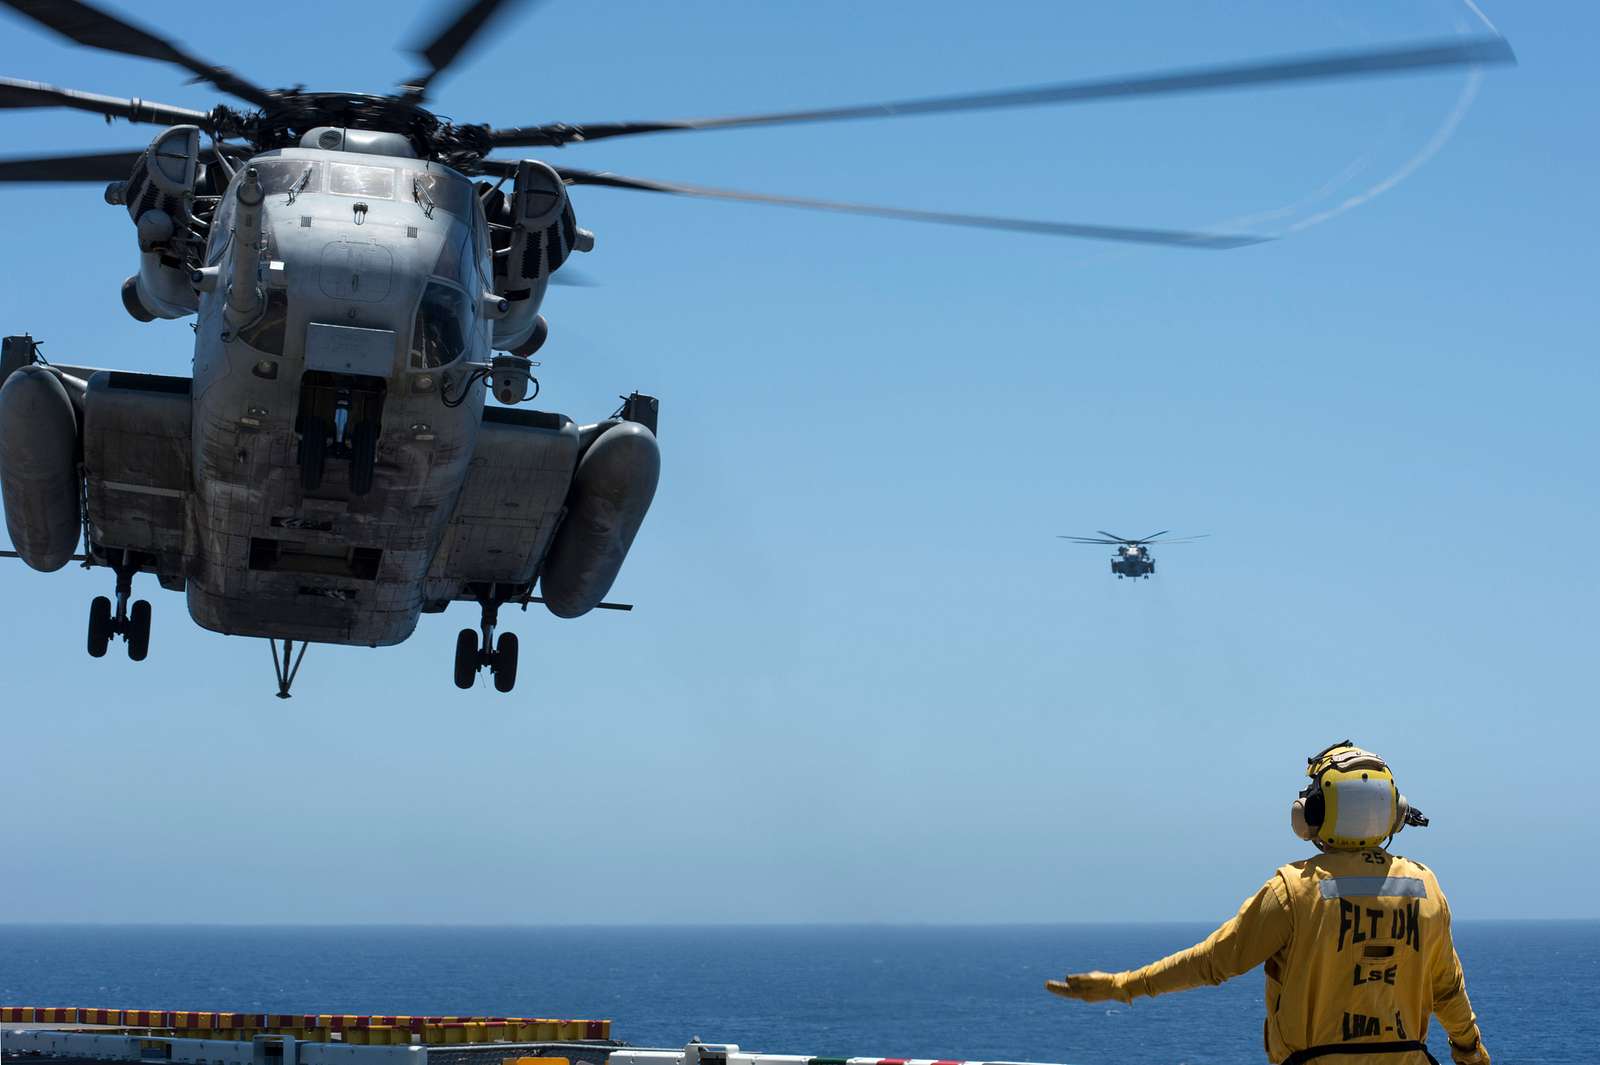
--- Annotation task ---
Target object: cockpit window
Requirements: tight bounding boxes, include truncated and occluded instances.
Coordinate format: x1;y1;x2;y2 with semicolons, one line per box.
329;163;395;199
412;171;473;220
206;189;236;265
434;225;479;289
237;289;289;355
409;282;473;369
252;159;322;198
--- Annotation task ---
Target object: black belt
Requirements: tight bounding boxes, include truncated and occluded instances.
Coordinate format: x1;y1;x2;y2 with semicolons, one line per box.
1282;1041;1439;1065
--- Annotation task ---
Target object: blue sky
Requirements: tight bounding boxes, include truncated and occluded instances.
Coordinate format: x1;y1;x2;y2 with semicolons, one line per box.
0;0;1594;924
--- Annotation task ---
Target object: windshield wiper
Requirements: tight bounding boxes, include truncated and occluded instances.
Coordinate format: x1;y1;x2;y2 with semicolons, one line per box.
413;178;436;219
284;165;313;206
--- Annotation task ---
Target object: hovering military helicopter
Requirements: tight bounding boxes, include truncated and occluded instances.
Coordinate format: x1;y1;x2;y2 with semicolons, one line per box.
1058;531;1209;580
0;0;1512;695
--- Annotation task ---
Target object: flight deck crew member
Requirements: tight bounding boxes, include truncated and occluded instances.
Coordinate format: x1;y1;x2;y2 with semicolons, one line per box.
1045;742;1489;1065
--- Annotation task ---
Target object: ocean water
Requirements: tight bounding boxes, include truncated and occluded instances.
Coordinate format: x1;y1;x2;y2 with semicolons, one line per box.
0;924;1593;1065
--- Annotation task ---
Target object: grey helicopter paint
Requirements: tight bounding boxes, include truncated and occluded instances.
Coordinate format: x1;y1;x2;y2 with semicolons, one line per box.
1058;532;1210;580
0;129;658;693
0;0;1514;695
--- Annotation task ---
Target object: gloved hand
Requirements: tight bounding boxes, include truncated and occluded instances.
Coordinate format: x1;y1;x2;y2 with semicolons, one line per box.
1044;972;1133;1004
1450;1039;1490;1065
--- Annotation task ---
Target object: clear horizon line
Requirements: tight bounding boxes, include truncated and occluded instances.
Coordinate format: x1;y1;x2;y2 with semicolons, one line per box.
1;917;1593;928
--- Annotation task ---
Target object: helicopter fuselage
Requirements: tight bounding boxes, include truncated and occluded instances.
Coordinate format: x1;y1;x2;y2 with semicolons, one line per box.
186;146;493;645
1111;545;1154;579
2;119;659;696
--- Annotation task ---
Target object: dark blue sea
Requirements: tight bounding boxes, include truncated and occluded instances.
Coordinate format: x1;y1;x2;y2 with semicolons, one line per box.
0;925;1593;1065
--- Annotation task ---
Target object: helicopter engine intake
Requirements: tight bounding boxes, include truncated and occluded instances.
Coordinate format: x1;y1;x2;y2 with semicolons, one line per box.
491;160;591;354
106;125;205;322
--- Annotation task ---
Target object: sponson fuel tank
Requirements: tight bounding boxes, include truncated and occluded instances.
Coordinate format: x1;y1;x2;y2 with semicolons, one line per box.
540;421;660;618
0;365;82;571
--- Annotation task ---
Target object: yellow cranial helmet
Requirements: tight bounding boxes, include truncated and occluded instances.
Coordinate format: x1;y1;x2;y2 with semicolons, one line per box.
1289;741;1427;850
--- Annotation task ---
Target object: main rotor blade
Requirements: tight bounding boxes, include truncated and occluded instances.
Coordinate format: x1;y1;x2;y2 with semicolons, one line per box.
547;166;1264;250
0;0;272;107
1057;536;1123;544
0;148;143;182
489;35;1515;147
1146;534;1210;544
1134;530;1172;543
1096;531;1132;543
549;268;598;287
0;77;210;127
403;0;530;96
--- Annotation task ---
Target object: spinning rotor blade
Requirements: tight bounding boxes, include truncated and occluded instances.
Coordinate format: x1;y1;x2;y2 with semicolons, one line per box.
0;148;144;182
1058;536;1125;544
546;166;1264;249
403;0;530;95
1135;530;1172;543
0;77;210;127
1145;534;1210;544
1096;531;1133;543
0;0;273;107
549;268;598;287
489;35;1515;147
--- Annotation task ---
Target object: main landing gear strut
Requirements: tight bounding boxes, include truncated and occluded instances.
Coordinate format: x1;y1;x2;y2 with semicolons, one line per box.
454;583;520;692
87;551;151;661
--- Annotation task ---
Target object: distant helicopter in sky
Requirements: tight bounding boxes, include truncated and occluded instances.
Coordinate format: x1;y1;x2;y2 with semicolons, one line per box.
1057;531;1209;579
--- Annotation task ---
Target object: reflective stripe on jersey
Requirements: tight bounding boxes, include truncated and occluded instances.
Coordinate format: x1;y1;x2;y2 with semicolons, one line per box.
1318;877;1429;900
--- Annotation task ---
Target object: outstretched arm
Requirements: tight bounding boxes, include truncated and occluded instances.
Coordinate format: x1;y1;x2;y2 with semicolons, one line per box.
1047;875;1292;1003
1432;899;1490;1065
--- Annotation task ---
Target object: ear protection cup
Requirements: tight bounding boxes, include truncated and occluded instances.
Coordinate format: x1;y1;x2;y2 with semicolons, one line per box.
1289;786;1325;840
1290;798;1315;840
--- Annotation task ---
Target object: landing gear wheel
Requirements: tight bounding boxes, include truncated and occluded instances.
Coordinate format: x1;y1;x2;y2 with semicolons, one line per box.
299;415;327;493
87;596;112;658
350;422;377;496
492;632;519;693
454;628;478;689
127;599;152;661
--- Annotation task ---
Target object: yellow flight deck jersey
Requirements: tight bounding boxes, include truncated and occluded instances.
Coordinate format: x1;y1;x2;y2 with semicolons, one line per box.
1109;850;1487;1064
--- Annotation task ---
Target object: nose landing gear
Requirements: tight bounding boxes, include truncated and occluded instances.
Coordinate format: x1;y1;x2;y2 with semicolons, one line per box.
454;584;520;692
86;553;152;660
